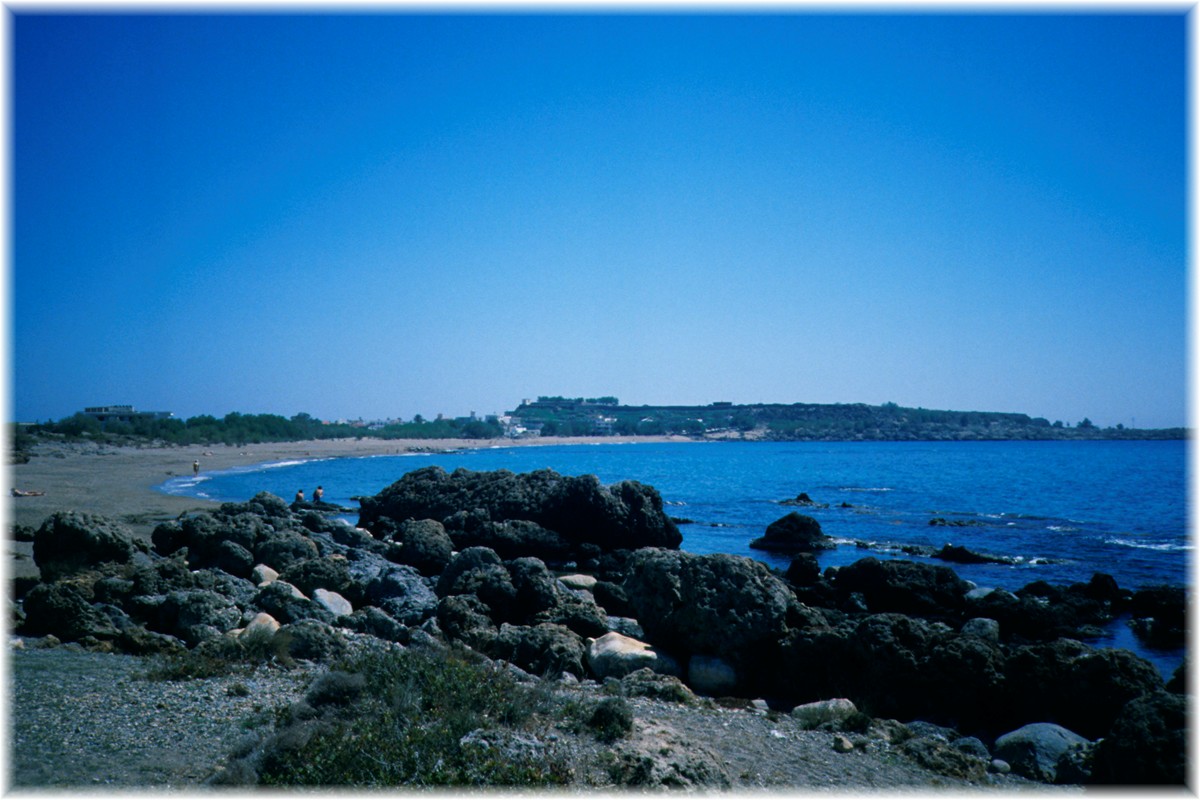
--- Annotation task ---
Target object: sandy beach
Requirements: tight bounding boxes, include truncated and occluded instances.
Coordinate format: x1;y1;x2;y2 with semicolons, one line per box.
6;435;691;580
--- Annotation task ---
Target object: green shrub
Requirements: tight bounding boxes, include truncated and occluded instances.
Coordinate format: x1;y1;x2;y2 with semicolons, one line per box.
256;645;571;787
588;697;634;743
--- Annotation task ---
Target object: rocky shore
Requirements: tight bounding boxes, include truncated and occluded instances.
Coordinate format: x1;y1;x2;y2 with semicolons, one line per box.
9;463;1188;788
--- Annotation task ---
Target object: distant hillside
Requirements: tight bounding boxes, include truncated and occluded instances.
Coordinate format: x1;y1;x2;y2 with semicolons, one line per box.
506;397;1187;441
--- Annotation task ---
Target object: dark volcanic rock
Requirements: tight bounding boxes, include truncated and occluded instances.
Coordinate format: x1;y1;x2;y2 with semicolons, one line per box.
436;547;517;621
33;512;150;582
833;557;970;618
1088;690;1187;785
487;622;587;678
784;553;821;586
393;519;454;576
1128;585;1187;648
933;544;1013;565
21;582;120;642
623;549;795;665
749;512;833;554
1003;639;1163;739
357;466;681;556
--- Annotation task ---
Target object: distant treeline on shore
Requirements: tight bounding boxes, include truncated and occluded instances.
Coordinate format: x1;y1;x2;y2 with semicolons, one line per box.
508;397;1187;441
14;399;1187;451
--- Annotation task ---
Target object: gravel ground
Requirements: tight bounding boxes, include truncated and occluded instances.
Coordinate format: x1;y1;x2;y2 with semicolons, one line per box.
9;644;1074;791
9;646;317;788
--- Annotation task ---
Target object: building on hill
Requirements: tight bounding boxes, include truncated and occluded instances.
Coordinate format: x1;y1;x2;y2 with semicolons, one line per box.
82;405;173;426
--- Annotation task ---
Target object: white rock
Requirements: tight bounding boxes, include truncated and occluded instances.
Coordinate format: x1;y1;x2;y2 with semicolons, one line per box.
791;698;859;729
252;564;279;587
558;573;598;591
587;632;680;679
314;588;353;617
241;612;281;638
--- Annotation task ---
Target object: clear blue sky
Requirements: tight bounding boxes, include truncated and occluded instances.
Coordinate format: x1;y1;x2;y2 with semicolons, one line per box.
11;11;1189;428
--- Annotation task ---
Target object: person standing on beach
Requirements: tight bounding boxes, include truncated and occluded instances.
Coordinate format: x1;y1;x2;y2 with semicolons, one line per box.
193;460;200;476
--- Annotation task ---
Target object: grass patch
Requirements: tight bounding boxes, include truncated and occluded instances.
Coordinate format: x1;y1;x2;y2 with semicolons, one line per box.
144;628;294;681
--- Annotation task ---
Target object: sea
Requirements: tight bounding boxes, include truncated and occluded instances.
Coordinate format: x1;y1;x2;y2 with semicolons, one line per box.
159;439;1189;677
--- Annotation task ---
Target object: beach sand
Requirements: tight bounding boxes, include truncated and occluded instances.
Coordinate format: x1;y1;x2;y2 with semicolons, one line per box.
6;435;691;580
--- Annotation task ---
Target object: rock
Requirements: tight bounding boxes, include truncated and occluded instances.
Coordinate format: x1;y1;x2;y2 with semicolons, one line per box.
436;547;517;620
254;530;319;573
951;736;990;760
241;612;281;639
539;593;610;639
160;590;242;644
253;564;280;586
345;606;409;644
780;492;826;508
993;722;1090;783
437;594;496;649
959;617;1000;642
356;466;682;556
253;581;334;626
784;553;821;586
1128;585;1187;648
20;582;119;642
623;549;794;660
989;759;1011;774
1004;640;1164;739
619;668;695;703
833;557;970;617
447;518;574;562
932;543;1013;565
899;735;988;781
506;557;561;619
593;580;636;617
1088;690;1187;785
280;557;354;600
749;512;833;553
393;519;455;576
687;655;737;696
33;512;150;582
832;735;855;753
587;632;680;680
214;541;255;579
559;573;597;591
489;622;586;678
313;588;353;617
790;698;858;729
279;619;348;662
365;565;439;626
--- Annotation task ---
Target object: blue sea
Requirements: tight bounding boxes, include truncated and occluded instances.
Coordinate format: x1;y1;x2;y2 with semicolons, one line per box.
159;439;1189;675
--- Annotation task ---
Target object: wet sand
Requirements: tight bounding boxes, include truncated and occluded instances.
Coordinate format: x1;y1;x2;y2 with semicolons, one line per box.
6;435;691;579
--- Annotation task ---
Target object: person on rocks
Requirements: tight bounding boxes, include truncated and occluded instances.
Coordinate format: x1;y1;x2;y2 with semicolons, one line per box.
313;485;324;504
294;489;305;504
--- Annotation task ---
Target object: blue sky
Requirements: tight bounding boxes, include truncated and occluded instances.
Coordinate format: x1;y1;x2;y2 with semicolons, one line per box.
11;11;1188;428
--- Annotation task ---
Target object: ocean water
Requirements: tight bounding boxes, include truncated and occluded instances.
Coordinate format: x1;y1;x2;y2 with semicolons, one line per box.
160;439;1189;674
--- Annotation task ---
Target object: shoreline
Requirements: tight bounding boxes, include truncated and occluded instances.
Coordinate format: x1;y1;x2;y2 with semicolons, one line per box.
6;435;694;578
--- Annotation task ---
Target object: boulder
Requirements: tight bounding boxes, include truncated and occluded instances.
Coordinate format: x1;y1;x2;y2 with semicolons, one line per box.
344;606;409;644
160;589;242;643
280;557;354;600
489;622;586;678
436;547;517;620
364;565;439;626
356;466;682;555
1088;690;1187;785
1128;585;1187;648
784;553;821;587
20;582;120;642
254;530;319;573
833;557;970;617
279;619;348;662
960;617;1000;642
253;581;334;626
253;564;280;586
587;632;680;680
749;512;833;553
33;512;150;582
313;588;353;617
993;723;1091;783
1004;640;1164;739
446;518;574;562
559;574;597;591
790;698;858;729
393;519;454;576
241;612;281;638
506;557;561;619
623;549;794;658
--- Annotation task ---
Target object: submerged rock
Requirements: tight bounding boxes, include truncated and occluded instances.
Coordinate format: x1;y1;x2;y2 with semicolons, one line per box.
750;512;834;553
